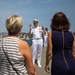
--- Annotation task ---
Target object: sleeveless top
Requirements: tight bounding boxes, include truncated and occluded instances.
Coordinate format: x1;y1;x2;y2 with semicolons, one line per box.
52;30;74;54
51;30;75;74
0;37;28;75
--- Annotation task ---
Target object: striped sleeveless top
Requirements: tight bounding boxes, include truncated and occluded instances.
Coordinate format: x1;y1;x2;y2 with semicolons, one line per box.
0;37;28;75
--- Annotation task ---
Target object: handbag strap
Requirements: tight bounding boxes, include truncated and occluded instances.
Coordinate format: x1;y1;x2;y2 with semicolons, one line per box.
2;39;20;75
62;31;69;70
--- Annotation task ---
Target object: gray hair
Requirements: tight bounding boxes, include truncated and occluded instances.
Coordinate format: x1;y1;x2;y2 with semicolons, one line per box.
6;15;23;35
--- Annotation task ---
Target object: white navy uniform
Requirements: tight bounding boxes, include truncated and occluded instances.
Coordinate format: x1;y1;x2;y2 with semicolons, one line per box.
31;26;43;67
44;31;48;47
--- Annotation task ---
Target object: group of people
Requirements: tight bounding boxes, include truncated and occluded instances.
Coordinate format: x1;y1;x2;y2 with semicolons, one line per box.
0;12;75;75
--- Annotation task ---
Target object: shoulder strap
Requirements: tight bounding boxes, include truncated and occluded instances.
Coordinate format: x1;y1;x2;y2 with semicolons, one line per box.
2;39;20;75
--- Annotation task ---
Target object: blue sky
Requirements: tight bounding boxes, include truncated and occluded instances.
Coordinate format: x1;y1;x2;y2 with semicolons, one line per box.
0;0;75;33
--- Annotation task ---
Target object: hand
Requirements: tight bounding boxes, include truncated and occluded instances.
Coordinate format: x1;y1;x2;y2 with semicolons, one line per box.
35;71;38;75
45;65;50;73
33;64;38;75
72;52;75;58
42;26;44;31
29;25;33;30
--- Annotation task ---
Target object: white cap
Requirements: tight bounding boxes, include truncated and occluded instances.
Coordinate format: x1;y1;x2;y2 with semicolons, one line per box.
33;19;38;22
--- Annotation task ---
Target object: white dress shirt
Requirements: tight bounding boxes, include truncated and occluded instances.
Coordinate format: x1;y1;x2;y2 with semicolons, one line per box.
31;26;43;39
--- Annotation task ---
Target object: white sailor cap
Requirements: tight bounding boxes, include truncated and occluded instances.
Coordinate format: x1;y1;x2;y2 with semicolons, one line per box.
33;19;38;22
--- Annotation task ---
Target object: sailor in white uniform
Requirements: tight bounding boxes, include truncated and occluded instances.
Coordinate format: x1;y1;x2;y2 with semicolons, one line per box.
43;28;48;47
29;19;45;67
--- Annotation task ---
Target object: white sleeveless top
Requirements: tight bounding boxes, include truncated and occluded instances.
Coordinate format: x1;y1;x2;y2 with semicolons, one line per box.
0;37;28;75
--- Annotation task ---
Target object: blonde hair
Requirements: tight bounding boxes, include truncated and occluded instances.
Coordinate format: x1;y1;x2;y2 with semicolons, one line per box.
6;15;23;35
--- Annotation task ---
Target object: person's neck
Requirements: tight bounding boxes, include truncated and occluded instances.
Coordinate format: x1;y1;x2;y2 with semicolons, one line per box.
35;25;38;28
8;34;18;37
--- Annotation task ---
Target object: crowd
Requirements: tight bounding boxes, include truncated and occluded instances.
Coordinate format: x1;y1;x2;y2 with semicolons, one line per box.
0;12;75;75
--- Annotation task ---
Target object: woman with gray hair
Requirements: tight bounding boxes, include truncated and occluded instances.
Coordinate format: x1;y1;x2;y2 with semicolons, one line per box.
0;15;37;75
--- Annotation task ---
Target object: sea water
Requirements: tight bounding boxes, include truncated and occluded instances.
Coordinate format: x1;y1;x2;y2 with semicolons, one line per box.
22;38;32;46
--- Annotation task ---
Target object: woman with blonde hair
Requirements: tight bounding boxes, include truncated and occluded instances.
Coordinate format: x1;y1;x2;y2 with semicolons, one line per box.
0;15;37;75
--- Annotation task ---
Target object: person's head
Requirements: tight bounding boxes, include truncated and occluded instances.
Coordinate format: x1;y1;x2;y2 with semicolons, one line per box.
29;24;32;27
50;12;70;31
6;15;23;35
33;19;38;27
45;28;48;31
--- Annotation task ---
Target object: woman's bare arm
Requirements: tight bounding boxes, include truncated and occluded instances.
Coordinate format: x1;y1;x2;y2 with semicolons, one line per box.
45;32;52;73
18;39;36;75
72;35;75;58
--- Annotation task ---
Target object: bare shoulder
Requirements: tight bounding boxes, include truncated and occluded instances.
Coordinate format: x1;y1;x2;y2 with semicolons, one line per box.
18;39;29;47
18;39;30;57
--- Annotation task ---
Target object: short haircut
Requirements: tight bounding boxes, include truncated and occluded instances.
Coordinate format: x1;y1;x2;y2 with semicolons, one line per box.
6;15;23;35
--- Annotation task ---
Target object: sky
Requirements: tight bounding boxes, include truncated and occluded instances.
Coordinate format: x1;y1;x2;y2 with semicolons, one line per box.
0;0;75;33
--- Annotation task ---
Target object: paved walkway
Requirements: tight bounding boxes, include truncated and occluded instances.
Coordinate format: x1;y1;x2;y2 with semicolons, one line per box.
30;47;51;75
